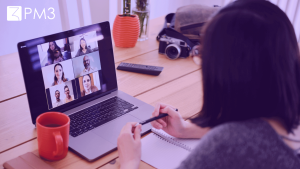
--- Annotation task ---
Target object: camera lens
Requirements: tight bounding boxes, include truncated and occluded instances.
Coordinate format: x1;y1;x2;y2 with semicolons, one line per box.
165;44;181;60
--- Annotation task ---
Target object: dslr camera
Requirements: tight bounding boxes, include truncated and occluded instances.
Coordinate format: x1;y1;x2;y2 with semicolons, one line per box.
158;35;191;60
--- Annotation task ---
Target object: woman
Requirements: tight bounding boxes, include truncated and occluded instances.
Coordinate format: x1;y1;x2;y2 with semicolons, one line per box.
75;38;93;57
81;74;98;96
52;63;68;86
117;0;300;168
46;41;64;66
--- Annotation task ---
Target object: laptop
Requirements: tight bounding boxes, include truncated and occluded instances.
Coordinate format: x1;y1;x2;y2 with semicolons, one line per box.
17;21;153;161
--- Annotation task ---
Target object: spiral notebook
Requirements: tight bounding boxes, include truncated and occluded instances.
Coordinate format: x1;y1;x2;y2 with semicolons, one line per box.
141;128;200;169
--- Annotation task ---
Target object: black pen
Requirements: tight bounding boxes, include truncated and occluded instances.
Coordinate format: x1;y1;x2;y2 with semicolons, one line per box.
134;108;178;127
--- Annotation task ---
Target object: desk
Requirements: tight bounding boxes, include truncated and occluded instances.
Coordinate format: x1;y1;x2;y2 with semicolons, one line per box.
0;16;202;169
0;16;299;169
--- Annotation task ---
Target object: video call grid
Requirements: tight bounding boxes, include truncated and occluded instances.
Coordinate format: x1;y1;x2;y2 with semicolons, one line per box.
38;31;102;109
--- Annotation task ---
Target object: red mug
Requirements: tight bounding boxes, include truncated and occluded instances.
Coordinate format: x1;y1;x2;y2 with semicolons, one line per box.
36;112;70;161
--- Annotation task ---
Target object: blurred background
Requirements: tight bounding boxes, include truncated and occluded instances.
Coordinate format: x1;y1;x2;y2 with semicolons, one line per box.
1;0;299;56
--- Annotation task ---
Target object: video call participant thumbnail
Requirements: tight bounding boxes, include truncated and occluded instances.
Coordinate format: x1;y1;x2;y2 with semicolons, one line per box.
46;41;64;66
80;55;97;76
72;52;101;78
46;81;76;109
81;74;98;96
64;85;74;103
75;38;93;57
53;63;68;86
38;38;72;67
53;90;64;107
78;72;101;97
42;59;75;89
69;31;100;58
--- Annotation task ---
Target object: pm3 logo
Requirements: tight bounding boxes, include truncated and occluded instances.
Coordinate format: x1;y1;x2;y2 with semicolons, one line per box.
7;6;55;21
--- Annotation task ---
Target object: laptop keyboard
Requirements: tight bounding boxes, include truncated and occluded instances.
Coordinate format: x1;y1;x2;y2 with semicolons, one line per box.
69;96;138;137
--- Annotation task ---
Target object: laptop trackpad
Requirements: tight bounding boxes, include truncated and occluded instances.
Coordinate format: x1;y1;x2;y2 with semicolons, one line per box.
92;114;143;145
69;131;115;161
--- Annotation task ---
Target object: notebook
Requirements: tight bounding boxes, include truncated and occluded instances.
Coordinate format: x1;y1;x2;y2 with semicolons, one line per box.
141;128;200;169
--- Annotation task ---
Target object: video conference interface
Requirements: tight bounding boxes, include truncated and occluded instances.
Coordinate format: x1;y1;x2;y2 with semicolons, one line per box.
37;31;103;110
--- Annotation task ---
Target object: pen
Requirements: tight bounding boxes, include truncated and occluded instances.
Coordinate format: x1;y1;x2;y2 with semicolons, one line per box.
134;108;178;127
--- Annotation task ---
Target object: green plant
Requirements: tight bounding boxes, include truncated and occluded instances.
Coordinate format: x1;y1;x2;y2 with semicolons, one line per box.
123;0;131;16
133;0;149;38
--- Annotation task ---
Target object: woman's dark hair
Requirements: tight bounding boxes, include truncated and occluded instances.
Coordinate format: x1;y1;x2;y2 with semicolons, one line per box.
47;41;60;53
53;63;67;84
47;41;62;62
79;38;88;51
64;85;69;90
191;0;300;133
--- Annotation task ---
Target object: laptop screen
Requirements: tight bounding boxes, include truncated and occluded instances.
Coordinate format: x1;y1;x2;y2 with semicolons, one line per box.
39;30;102;110
18;22;118;124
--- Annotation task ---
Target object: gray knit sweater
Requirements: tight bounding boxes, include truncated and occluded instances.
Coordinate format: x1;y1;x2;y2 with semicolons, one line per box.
177;119;300;169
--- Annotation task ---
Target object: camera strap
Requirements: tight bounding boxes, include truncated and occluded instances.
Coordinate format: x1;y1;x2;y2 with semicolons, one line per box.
166;28;196;49
157;13;196;49
157;13;175;40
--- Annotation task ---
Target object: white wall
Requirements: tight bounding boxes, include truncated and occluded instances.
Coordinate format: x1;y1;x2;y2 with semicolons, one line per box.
1;0;299;56
126;0;223;20
109;0;223;31
0;0;62;56
151;0;223;18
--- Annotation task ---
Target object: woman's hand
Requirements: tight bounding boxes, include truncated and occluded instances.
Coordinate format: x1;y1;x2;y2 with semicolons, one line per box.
117;122;142;169
150;103;187;138
151;103;210;139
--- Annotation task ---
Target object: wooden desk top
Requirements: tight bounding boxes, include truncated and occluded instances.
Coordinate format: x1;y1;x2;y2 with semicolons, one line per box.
0;16;299;169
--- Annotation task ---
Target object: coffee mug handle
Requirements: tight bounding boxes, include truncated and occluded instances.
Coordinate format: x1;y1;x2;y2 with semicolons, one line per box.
52;131;64;157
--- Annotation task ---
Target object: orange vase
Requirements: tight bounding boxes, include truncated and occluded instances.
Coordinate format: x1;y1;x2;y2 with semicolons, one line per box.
113;15;140;48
